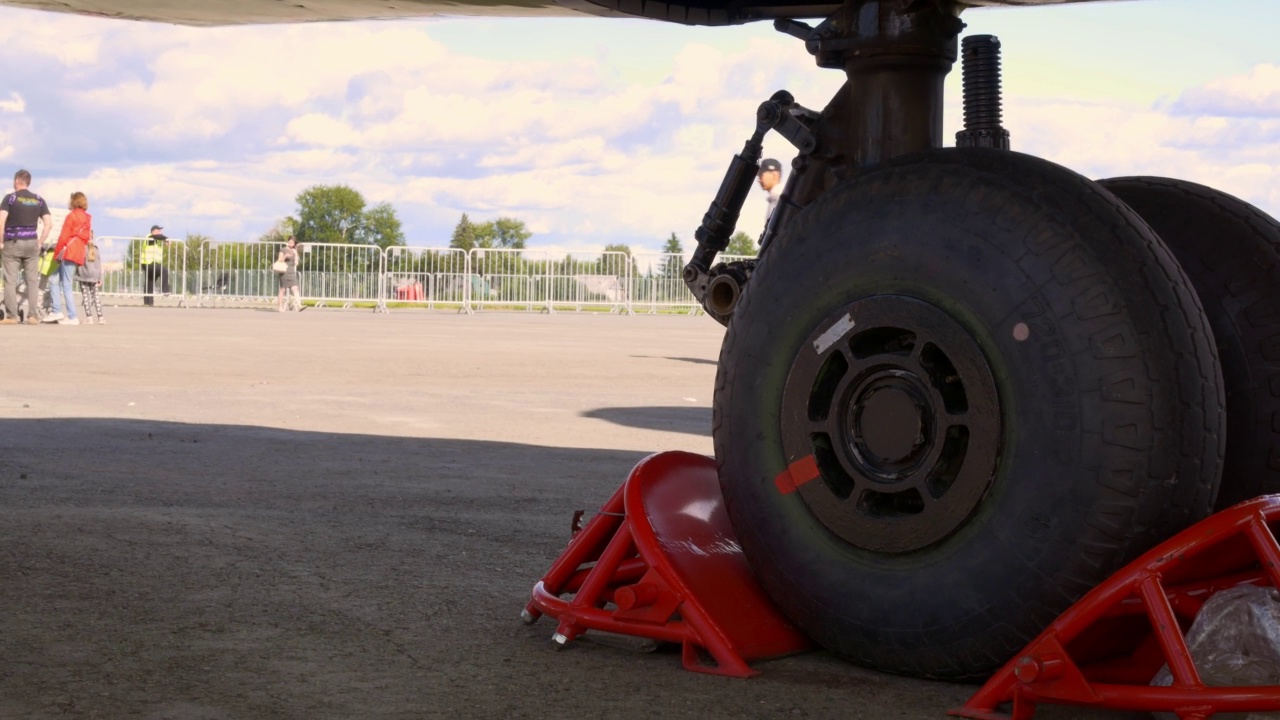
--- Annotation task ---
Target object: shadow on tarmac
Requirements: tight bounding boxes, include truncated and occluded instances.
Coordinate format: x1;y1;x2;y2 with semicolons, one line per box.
0;418;1144;720
631;354;719;366
582;406;712;436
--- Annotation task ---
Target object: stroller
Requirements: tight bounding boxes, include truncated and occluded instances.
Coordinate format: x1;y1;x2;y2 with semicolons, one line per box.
6;249;56;322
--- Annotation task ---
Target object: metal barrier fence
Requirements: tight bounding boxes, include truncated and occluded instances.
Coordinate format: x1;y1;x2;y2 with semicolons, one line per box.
299;243;384;309
470;248;552;312
547;251;632;314
631;253;697;314
383;247;471;311
99;236;189;306
91;239;759;314
195;240;283;307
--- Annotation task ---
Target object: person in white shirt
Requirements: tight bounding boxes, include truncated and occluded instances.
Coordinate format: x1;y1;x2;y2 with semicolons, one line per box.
757;158;783;223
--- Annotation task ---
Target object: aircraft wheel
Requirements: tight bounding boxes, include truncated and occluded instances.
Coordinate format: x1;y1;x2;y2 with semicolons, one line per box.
1100;177;1280;509
713;149;1225;680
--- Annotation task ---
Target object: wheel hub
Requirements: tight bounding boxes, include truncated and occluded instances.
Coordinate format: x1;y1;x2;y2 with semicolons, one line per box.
781;295;1003;554
848;372;933;480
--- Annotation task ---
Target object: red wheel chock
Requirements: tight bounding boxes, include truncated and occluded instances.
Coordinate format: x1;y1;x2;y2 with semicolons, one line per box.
953;495;1280;720
522;451;812;677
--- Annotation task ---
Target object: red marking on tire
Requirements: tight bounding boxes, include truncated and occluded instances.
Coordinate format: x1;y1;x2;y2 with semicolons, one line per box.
775;455;820;495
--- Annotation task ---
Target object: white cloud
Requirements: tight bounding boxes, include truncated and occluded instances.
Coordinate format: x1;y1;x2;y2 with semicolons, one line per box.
1174;64;1280;117
0;92;24;113
0;4;1270;255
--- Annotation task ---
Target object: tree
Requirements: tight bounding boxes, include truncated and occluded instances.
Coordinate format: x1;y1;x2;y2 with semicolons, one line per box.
452;215;532;251
363;202;405;250
661;232;684;278
488;217;530;249
259;217;297;244
291;184;406;251
449;213;478;252
601;243;638;276
725;231;757;258
294;184;366;245
181;233;212;271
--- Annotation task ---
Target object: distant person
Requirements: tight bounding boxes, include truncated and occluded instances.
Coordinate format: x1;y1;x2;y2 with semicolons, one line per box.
276;236;301;312
140;224;170;306
43;191;92;325
0;169;53;325
757;158;784;225
78;235;105;325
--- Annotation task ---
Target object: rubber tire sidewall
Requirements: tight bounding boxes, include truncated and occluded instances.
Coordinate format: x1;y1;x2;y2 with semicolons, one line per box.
1100;176;1280;508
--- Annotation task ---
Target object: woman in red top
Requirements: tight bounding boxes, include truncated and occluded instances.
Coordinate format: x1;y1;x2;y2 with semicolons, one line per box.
46;191;91;325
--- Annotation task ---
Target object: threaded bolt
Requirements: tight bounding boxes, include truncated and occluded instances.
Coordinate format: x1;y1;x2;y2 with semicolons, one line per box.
956;35;1011;150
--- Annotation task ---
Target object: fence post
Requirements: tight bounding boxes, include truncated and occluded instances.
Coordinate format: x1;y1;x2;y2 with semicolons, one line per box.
376;248;388;313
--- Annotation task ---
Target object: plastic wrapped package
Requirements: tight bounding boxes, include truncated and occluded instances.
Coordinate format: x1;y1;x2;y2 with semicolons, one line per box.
1152;584;1280;720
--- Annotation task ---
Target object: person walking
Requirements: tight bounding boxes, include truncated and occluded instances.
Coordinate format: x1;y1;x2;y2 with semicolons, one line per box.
0;169;53;325
44;192;91;326
77;235;105;325
140;225;169;306
276;236;301;312
757;158;784;223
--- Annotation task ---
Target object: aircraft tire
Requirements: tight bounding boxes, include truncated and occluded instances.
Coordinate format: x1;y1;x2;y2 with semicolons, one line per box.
1101;176;1280;509
713;149;1225;680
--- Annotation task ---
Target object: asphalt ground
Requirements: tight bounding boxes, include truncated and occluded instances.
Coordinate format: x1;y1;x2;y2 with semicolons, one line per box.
0;307;1143;719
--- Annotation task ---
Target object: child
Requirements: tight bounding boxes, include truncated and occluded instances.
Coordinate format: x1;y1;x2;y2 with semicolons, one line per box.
78;237;105;325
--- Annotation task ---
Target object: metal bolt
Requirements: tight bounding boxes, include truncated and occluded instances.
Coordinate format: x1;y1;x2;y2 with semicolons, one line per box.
956;34;1011;150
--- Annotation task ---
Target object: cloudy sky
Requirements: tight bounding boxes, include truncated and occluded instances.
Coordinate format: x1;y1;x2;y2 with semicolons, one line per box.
0;0;1277;258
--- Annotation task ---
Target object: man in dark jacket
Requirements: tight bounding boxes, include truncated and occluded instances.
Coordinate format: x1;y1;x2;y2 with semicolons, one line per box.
0;169;52;324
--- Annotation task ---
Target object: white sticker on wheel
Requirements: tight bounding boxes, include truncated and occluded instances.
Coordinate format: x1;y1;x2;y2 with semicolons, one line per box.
814;313;855;355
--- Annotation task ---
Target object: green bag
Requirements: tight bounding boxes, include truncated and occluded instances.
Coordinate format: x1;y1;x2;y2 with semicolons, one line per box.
38;250;56;276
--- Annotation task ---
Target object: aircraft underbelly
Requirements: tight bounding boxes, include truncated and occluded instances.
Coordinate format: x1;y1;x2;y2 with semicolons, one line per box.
0;0;1136;26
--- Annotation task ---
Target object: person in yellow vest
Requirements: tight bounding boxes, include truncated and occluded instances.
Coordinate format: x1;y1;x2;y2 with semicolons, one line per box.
140;224;170;307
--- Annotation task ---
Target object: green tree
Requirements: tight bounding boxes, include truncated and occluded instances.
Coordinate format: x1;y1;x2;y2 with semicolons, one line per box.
182;233;211;271
363;202;406;249
259;217;297;244
290;184;406;259
661;232;684;278
295;184;366;245
452;214;532;252
487;217;530;249
601;243;638;276
450;213;478;252
725;231;757;257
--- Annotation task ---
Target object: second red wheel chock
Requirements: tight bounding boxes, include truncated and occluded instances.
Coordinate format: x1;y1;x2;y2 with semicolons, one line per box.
954;495;1280;720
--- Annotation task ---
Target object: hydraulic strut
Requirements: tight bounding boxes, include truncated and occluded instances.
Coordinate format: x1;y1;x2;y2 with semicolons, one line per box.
683;92;818;325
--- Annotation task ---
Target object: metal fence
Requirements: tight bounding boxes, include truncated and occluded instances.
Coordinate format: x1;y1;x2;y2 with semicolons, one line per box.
99;236;189;306
195;240;282;307
470;248;552;312
547;251;632;314
299;242;384;309
383;247;471;311
90;239;759;315
631;253;697;314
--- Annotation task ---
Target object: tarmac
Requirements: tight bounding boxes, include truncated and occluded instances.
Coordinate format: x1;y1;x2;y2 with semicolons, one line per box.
0;307;1141;719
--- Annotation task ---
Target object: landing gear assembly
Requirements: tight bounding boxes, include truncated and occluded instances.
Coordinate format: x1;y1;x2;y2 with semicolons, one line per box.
686;0;1280;680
